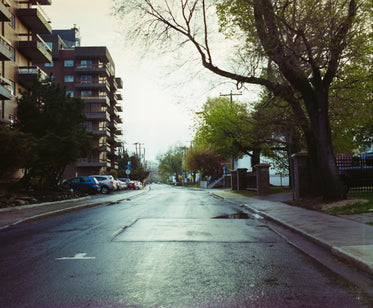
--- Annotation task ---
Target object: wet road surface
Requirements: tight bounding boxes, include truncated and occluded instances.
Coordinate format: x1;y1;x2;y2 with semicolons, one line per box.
0;184;372;307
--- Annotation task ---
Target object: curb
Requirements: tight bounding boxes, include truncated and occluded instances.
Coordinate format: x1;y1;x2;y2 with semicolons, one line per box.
0;188;150;230
0;196;91;213
213;192;373;276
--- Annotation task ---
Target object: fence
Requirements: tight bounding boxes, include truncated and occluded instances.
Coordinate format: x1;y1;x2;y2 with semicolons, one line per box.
336;154;373;194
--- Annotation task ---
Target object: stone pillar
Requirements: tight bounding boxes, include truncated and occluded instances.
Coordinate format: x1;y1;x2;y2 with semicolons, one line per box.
231;170;238;190
237;168;248;190
291;151;309;200
255;164;270;195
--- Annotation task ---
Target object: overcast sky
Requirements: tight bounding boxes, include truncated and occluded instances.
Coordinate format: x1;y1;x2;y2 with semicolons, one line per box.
44;0;259;162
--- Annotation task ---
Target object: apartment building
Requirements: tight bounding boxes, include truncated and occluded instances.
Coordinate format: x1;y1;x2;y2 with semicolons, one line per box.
42;29;124;178
0;0;52;126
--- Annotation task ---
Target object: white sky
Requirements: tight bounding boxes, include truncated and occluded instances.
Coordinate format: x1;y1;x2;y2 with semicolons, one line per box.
44;0;260;162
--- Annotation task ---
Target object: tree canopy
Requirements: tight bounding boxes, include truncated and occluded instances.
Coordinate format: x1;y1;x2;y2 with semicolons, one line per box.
15;78;93;190
183;146;223;180
114;0;373;200
193;97;255;161
157;145;184;182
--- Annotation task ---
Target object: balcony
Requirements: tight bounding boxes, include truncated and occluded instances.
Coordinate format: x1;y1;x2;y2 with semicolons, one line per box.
86;128;110;137
18;34;52;63
116;93;123;101
83;96;110;107
115;116;123;124
75;80;110;92
76;159;107;168
85;111;110;122
17;5;52;34
0;1;11;22
75;64;109;76
116;104;123;112
18;66;48;89
0;76;11;100
30;0;52;5
107;121;118;130
0;35;14;61
115;77;123;89
108;106;119;117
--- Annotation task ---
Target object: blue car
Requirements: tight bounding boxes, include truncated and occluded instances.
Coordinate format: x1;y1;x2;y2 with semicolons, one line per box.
62;176;100;195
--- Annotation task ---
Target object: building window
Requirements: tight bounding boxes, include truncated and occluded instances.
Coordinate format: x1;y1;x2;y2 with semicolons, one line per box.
81;60;92;68
81;90;92;97
64;75;74;82
81;75;92;83
45;61;54;67
64;60;74;67
66;91;74;97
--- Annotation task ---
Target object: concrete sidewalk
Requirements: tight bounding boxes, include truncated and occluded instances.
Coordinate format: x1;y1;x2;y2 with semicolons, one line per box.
0;189;147;230
211;189;373;276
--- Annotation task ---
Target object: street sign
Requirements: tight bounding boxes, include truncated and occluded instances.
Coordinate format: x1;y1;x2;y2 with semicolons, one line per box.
125;165;131;168
220;161;226;167
126;169;131;175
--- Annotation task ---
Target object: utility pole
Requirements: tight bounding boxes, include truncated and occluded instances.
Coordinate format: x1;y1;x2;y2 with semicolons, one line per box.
134;142;139;156
220;90;242;104
219;90;242;171
134;142;145;166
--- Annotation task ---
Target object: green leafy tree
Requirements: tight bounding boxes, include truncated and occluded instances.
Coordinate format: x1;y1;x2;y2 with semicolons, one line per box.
184;146;223;181
129;155;150;181
115;0;372;200
157;145;184;182
117;149;150;181
194;97;263;168
0;124;36;177
15;77;93;190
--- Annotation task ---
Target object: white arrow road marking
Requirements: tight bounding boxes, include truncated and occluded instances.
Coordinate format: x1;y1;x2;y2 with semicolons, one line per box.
56;253;96;260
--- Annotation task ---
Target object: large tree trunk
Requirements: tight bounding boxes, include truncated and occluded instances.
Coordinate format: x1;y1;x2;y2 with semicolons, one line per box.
303;93;346;201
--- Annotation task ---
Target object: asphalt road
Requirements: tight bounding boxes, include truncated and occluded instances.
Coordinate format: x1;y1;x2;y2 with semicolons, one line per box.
0;184;372;307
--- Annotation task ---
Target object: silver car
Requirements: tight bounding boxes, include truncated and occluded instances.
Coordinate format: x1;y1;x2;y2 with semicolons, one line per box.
89;175;117;194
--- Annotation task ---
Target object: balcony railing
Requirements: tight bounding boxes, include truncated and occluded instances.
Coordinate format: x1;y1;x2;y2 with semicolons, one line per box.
86;128;110;137
0;84;11;100
0;34;14;61
30;0;52;5
116;104;123;112
85;111;110;122
82;96;110;107
116;93;123;101
115;77;123;89
75;80;110;91
18;66;48;89
75;63;109;76
18;33;52;63
76;159;107;167
0;1;11;22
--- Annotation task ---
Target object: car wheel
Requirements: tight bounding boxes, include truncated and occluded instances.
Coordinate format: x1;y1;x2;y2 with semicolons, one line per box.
101;186;109;194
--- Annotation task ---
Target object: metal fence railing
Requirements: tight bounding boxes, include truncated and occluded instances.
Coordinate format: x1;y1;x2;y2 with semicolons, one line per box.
336;154;373;194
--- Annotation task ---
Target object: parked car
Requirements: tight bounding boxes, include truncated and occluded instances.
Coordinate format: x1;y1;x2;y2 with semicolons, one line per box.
115;178;127;190
62;176;100;195
89;175;117;194
118;178;131;189
134;181;143;190
118;178;137;190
